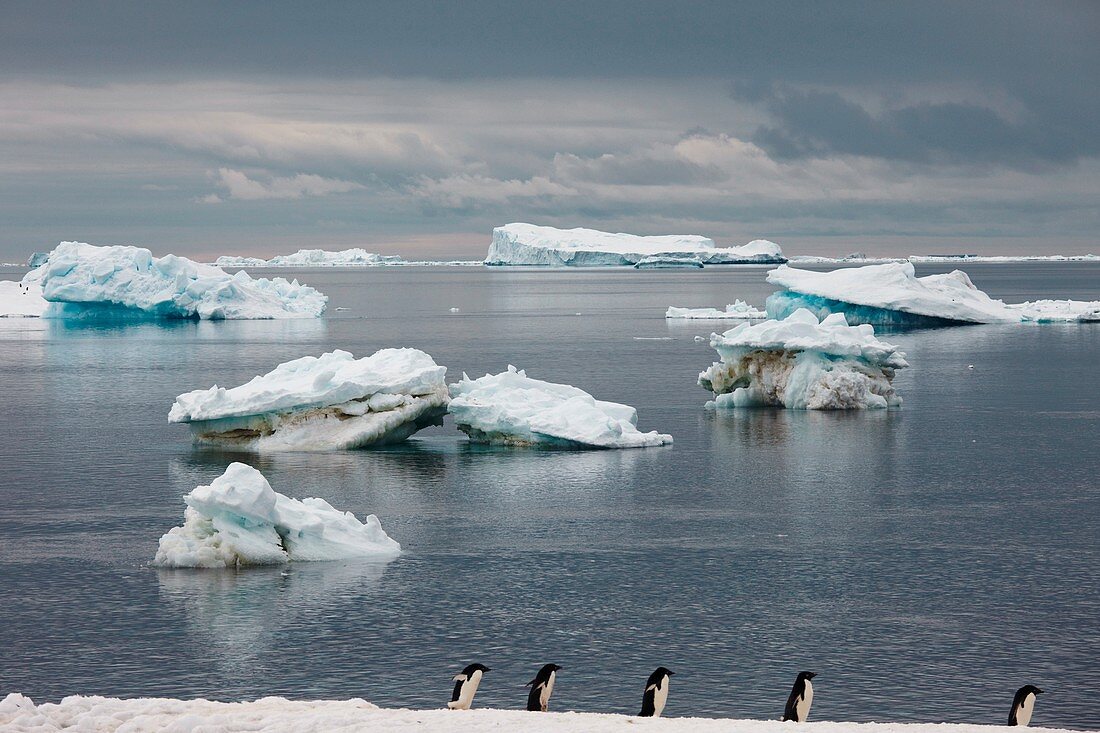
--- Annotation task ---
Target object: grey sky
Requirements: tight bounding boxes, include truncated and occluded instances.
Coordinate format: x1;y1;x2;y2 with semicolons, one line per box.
1;1;1097;260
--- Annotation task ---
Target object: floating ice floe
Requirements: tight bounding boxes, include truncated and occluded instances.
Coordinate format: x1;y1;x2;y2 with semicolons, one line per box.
152;462;401;568
449;365;672;448
26;241;326;320
766;262;1100;326
485;223;785;267
633;255;704;269
169;348;449;451
699;308;908;410
666;300;767;320
0;280;48;318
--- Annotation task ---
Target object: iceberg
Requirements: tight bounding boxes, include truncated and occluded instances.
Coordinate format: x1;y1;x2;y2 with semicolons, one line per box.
633;255;704;269
216;248;408;267
766;262;1100;326
153;462;401;568
666;300;767;320
169;348;448;451
27;251;50;268
449;365;672;448
0;280;48;318
28;241;326;320
699;308;908;410
485;223;785;266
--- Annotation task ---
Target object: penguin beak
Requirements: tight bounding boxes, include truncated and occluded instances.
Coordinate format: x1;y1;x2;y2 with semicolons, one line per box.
1036;688;1045;695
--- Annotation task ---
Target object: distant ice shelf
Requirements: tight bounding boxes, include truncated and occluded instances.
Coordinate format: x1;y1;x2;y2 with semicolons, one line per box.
169;348;449;451
484;223;785;267
214;248;482;267
788;253;1099;264
153;462;401;568
699;308;908;410
666;300;767;320
449;365;672;448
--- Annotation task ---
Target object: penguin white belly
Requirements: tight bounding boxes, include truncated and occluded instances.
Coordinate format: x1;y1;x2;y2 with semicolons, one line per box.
652;677;669;717
796;679;814;721
540;671;556;710
448;669;483;710
1016;692;1035;727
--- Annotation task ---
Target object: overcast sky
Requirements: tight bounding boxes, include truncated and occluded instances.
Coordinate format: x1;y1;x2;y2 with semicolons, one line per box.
2;0;1098;260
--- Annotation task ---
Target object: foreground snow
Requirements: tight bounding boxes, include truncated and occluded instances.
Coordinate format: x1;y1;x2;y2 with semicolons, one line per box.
152;463;400;568
699;309;908;410
0;694;1074;733
169;348;449;451
766;263;1100;326
485;224;785;266
449;366;672;448
26;242;326;319
0;280;48;317
666;300;767;320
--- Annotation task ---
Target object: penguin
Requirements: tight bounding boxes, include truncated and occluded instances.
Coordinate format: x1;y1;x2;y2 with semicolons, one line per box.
525;663;562;711
781;671;817;722
638;667;674;718
1008;685;1044;727
448;663;490;710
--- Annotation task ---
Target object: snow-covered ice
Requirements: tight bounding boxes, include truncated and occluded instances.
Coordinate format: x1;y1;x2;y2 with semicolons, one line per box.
449;365;672;448
766;262;1100;326
666;300;767;320
0;280;48;317
152;463;400;568
0;693;1076;732
633;255;705;269
485;224;785;266
215;248;408;267
788;253;1099;265
29;241;326;319
169;348;449;451
699;308;908;410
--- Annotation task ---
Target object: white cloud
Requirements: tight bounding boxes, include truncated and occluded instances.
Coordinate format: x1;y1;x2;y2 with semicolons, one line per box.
211;168;363;201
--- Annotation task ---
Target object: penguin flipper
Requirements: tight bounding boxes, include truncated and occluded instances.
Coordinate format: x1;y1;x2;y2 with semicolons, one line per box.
451;679;465;703
782;687;802;722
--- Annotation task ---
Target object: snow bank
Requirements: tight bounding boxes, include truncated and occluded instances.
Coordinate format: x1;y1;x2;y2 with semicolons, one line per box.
666;300;767;320
216;248;408;267
0;280;48;317
0;693;1075;732
152;463;400;568
169;348;449;451
449;366;672;448
485;224;785;267
766;262;1100;326
699;309;908;410
27;242;326;319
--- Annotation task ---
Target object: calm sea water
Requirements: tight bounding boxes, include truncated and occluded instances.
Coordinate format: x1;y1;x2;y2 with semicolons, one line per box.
0;263;1098;728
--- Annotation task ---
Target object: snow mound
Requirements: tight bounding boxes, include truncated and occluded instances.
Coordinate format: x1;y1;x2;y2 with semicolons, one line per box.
666;300;767;320
449;365;672;449
30;241;326;320
152;463;400;568
766;262;1100;325
0;280;48;317
485;223;785;266
216;248;408;267
699;308;908;410
169;348;449;451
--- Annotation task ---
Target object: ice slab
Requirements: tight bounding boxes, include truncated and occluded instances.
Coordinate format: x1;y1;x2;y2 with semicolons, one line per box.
0;280;48;318
152;462;401;568
449;365;672;448
634;255;704;269
485;223;785;266
666;300;767;320
699;308;908;410
169;348;449;451
216;248;407;267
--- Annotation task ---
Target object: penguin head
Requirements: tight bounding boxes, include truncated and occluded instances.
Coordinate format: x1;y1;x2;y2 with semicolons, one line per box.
654;667;675;678
461;663;491;676
798;671;817;681
1018;685;1044;696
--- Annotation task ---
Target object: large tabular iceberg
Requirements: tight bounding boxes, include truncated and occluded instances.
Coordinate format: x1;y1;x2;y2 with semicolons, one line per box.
766;262;1100;325
31;241;326;320
169;348;449;451
699;308;908;410
153;462;401;568
449;366;672;448
485;223;785;266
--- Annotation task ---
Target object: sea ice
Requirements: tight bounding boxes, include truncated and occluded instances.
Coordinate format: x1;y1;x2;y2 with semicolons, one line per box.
666;300;767;320
699;308;908;410
485;223;785;266
152;462;401;568
766;262;1100;325
0;280;48;318
633;255;704;269
27;241;326;319
169;348;449;451
448;365;672;448
215;248;408;267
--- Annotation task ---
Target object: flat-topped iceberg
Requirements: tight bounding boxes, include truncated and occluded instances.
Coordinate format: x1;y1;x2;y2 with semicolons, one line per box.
169;348;449;451
766;262;1100;326
449;365;672;448
30;241;326;319
633;254;704;269
666;300;767;320
699;308;908;410
153;462;401;568
216;248;407;267
485;223;785;267
0;280;48;318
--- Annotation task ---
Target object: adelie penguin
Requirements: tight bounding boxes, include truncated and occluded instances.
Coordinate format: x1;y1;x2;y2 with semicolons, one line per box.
525;663;563;712
638;667;674;718
447;663;490;710
1008;685;1044;727
781;671;817;722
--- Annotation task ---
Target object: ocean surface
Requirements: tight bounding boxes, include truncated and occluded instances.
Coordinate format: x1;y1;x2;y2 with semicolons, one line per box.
1;262;1097;728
